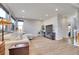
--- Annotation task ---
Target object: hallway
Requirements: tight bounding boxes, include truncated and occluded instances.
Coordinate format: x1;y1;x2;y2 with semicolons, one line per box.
29;37;79;55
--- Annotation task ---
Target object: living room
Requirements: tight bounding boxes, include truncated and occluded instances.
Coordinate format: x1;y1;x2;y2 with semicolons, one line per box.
0;3;79;55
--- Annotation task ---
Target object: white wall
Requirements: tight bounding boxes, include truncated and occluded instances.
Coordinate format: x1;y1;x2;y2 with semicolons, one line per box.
43;16;57;33
43;14;75;40
43;15;65;40
23;20;41;35
43;16;59;40
56;14;64;40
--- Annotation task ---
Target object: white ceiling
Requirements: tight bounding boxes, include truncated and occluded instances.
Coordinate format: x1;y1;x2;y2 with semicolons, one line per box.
2;3;77;20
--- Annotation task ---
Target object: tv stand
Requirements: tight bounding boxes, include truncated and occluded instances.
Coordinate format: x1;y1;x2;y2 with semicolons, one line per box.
45;32;55;40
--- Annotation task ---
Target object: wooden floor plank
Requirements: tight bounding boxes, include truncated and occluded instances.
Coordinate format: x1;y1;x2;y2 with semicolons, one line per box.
29;37;79;55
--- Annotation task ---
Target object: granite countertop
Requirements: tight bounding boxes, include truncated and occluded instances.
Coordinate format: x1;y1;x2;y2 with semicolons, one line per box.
9;42;29;49
0;32;11;36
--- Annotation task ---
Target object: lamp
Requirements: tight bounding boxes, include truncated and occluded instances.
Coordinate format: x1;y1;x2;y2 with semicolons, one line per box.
0;17;12;41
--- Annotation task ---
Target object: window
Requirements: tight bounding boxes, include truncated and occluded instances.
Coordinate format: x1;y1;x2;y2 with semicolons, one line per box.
5;13;9;32
11;17;15;23
11;17;16;31
6;13;9;19
18;21;24;32
0;8;6;18
0;8;7;31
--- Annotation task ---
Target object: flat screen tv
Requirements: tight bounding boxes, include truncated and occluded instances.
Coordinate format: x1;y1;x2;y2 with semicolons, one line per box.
46;24;53;34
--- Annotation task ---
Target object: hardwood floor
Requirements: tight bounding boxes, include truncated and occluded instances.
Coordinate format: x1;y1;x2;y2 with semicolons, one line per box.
29;37;79;55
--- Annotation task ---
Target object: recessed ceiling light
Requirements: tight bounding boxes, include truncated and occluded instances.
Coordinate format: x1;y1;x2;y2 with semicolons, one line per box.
56;8;58;11
22;10;25;12
45;14;48;16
